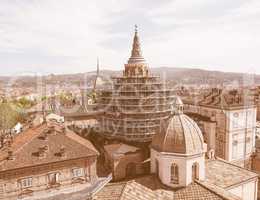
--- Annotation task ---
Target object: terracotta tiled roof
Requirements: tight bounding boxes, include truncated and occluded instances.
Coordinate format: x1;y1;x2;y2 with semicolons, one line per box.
93;175;241;200
205;159;258;189
0;123;99;172
93;182;127;200
93;181;161;200
173;182;234;200
121;181;162;200
188;88;256;109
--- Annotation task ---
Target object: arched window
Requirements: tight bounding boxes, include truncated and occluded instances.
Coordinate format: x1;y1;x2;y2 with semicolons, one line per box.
192;163;199;181
170;163;179;184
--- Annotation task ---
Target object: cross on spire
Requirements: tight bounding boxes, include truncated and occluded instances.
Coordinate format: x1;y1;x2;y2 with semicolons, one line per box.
135;24;138;32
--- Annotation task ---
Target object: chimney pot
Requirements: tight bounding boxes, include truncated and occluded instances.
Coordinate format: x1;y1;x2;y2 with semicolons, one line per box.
7;151;14;160
38;146;48;158
60;146;66;157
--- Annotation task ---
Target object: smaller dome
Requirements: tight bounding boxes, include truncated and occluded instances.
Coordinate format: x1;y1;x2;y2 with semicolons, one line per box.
152;98;204;155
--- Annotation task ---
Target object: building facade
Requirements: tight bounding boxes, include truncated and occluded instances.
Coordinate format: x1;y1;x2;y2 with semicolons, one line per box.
104;143;148;181
0;123;99;199
183;88;257;167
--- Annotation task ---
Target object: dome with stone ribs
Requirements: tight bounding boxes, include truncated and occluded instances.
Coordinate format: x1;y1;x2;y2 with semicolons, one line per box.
152;97;204;155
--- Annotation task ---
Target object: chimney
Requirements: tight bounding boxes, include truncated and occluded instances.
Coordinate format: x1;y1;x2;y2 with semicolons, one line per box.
211;96;214;103
218;89;222;95
42;132;48;140
7;140;12;148
60;146;66;157
7;151;15;160
38;146;48;158
43;145;49;152
49;125;57;134
61;126;66;133
29;122;33;128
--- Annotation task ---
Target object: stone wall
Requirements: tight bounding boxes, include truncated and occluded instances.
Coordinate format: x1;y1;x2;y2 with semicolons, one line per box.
106;150;147;181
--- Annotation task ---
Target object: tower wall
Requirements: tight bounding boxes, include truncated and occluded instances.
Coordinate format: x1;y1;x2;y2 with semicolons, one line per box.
151;148;205;188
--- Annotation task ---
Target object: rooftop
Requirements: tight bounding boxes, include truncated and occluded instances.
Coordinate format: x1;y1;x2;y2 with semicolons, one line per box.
205;159;258;189
0;123;99;172
152;114;204;155
183;88;256;109
104;143;140;158
93;175;241;200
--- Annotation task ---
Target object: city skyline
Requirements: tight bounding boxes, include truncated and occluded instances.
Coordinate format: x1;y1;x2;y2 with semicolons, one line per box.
0;3;260;199
0;0;260;75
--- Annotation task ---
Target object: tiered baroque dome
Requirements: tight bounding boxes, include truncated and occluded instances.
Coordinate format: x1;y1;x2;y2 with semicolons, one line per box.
97;27;175;142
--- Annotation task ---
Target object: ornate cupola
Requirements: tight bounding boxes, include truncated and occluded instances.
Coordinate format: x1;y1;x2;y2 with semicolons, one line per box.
151;97;206;188
124;25;149;77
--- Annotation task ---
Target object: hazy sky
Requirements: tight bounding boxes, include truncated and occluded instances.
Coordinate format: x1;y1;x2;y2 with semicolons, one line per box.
0;0;260;76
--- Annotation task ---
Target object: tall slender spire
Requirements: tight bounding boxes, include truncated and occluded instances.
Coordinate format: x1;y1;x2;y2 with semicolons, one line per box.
128;25;146;64
93;57;100;92
124;25;149;77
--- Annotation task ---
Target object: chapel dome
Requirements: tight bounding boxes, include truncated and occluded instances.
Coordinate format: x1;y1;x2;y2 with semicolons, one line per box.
152;97;204;155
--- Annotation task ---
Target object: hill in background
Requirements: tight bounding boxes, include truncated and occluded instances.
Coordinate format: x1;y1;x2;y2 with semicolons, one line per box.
1;67;260;88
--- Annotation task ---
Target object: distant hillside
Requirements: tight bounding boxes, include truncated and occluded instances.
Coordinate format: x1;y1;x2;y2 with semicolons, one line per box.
1;67;260;87
91;67;260;85
150;67;260;85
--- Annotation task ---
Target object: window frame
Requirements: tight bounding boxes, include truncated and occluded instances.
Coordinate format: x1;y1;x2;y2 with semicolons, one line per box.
48;172;60;185
20;177;33;189
72;168;84;178
170;163;179;184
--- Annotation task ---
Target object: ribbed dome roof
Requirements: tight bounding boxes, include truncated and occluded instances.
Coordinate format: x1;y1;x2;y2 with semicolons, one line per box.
152;98;204;155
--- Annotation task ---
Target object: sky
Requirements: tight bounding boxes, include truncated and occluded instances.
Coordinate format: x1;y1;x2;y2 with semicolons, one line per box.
0;0;260;76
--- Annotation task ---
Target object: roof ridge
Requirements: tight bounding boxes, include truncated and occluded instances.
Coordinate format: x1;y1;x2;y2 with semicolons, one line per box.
65;129;99;156
182;115;195;154
185;115;204;151
178;114;186;154
196;180;242;200
161;118;171;152
215;157;258;176
1;125;45;158
119;180;131;200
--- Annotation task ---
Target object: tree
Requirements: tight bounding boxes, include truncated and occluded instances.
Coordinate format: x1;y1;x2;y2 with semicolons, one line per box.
0;101;20;147
18;97;34;108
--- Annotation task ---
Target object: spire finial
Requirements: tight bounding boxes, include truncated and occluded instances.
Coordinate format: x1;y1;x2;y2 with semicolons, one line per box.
128;25;145;63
